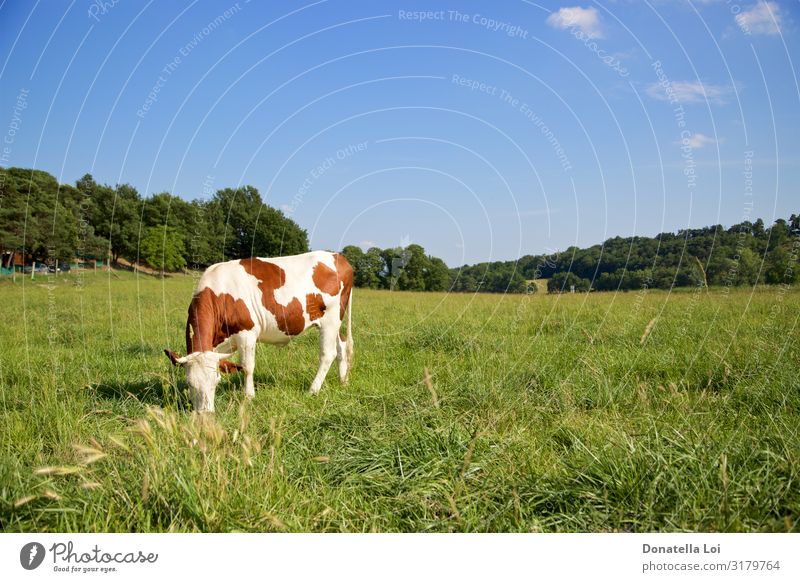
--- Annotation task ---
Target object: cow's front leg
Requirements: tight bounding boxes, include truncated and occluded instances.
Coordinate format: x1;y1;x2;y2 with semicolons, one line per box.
237;334;257;399
309;324;338;395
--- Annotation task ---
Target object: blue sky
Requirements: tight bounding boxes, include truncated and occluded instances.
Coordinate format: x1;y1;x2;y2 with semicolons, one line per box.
1;0;798;266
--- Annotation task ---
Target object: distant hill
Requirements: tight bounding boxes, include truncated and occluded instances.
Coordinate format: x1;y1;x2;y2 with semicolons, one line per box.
449;215;800;293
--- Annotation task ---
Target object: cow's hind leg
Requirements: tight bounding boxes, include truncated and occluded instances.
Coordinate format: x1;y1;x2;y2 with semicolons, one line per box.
237;333;257;399
336;288;353;385
336;332;349;385
309;323;338;395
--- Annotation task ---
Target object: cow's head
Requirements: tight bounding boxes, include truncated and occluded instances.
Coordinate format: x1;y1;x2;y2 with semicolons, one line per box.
165;349;232;412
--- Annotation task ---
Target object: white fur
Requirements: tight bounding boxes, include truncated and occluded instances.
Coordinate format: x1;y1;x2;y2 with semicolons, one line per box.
181;251;352;412
176;351;232;412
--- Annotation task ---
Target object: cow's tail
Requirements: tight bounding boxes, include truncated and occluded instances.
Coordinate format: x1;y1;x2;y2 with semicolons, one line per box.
345;288;354;368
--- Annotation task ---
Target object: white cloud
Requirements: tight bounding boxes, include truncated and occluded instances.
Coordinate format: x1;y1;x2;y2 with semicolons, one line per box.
735;1;782;36
675;133;718;148
359;240;377;250
547;6;603;38
646;80;734;104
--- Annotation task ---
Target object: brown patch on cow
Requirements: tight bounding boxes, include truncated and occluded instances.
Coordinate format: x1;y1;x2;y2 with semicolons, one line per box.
312;261;340;295
306;293;326;321
239;258;306;336
333;253;354;320
219;360;244;373
185;288;255;354
280;297;306;335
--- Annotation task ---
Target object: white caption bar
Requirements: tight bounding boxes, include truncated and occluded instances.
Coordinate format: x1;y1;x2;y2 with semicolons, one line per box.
1;533;798;581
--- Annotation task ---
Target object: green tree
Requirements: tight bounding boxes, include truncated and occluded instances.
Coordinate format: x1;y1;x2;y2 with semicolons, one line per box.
341;245;364;267
359;247;384;288
789;214;800;236
764;244;800;285
380;247;405;290
205;186;308;260
76;175;141;264
548;271;591;293
0;168;29;255
767;218;790;251
0;168;79;263
425;256;451;291
139;227;186;274
397;244;428;291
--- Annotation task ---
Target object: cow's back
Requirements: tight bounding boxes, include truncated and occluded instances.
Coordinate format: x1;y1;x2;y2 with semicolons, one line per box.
192;251;349;348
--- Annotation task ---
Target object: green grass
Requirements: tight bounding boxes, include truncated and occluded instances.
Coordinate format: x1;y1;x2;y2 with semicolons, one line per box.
0;271;798;532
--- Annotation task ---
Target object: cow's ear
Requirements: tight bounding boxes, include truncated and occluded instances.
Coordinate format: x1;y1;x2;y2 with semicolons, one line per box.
164;349;183;366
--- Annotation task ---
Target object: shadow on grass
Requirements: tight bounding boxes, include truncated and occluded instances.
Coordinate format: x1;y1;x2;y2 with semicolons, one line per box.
87;372;257;410
88;378;185;408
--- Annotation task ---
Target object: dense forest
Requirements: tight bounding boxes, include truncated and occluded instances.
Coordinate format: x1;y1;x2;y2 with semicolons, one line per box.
450;214;800;293
0;167;308;272
1;166;797;293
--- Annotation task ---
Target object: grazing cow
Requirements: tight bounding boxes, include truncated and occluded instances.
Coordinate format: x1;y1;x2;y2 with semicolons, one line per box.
164;251;353;412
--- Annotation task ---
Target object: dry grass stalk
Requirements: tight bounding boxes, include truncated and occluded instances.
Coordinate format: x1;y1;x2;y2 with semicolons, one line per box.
640;317;658;345
423;368;440;408
34;466;83;476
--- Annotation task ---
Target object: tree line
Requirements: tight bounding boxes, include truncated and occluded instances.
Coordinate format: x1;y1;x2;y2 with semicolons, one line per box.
1;166;797;293
340;244;451;292
449;215;800;293
0;166;455;289
0;167;308;272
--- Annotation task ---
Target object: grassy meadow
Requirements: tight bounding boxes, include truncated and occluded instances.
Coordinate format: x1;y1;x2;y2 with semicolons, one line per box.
0;271;798;532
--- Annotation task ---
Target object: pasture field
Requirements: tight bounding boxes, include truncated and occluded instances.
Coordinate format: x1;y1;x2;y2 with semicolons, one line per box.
0;271;798;532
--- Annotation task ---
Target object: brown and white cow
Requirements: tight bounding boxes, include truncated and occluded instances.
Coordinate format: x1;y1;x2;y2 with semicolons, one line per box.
164;251;353;412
